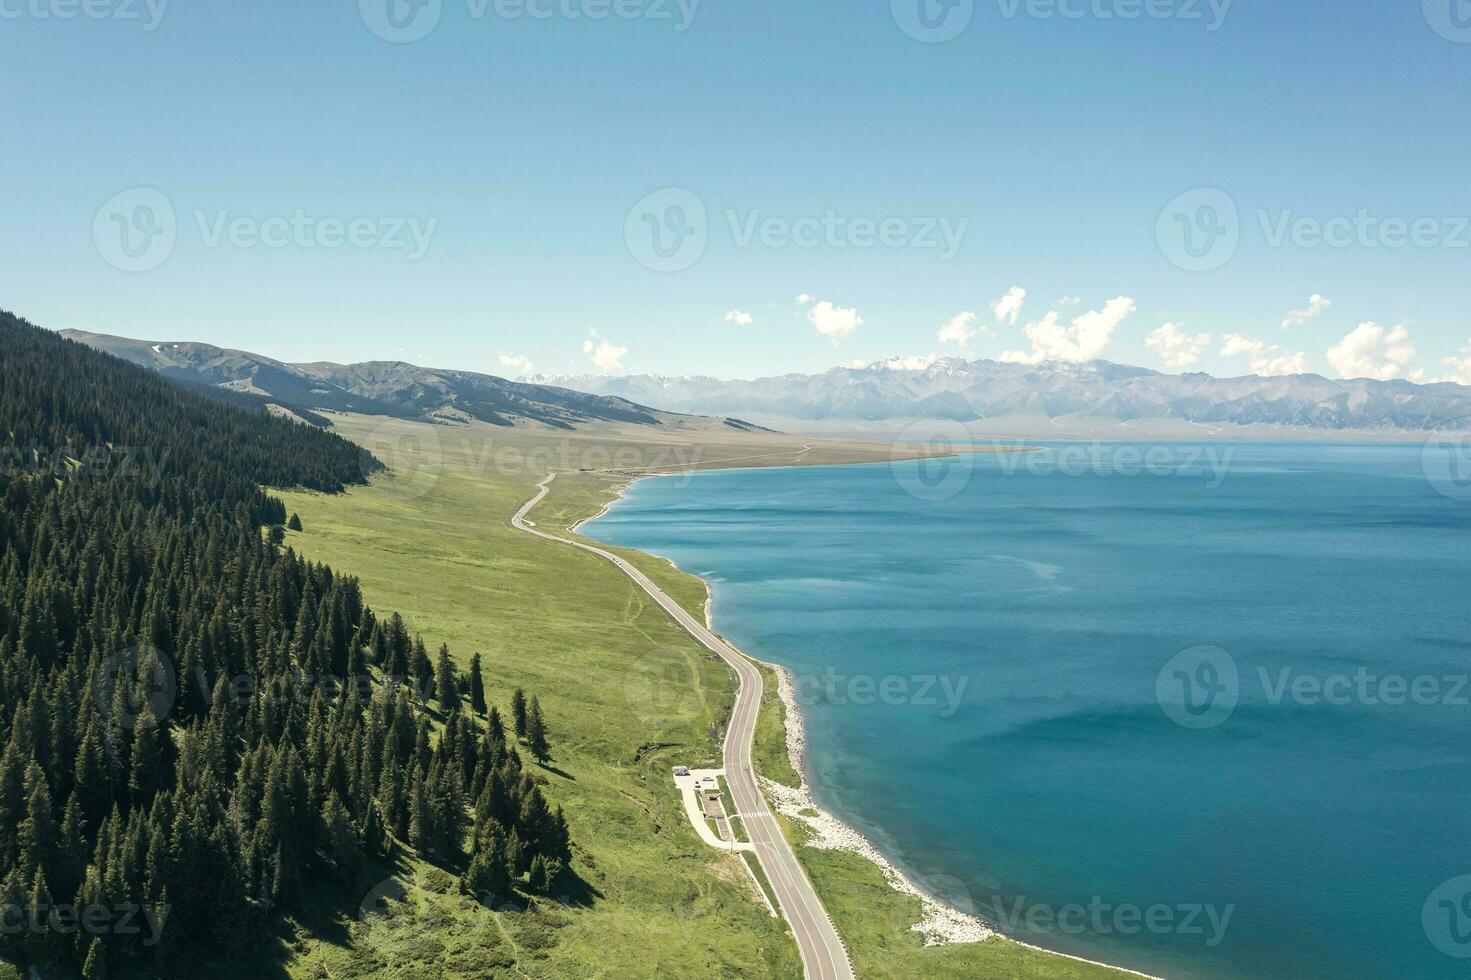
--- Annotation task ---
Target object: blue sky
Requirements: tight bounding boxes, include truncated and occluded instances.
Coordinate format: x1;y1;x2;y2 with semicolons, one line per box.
3;0;1470;382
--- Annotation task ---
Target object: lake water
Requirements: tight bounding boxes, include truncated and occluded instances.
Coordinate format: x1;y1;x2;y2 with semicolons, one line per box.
583;443;1471;979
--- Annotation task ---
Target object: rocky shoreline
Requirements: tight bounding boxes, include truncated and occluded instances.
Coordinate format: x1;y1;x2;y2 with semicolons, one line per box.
758;662;996;946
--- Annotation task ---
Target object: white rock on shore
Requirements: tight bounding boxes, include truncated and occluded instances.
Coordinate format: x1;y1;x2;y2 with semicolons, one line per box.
760;664;995;947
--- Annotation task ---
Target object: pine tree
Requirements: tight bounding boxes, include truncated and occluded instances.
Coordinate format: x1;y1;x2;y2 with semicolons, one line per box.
287;513;303;532
25;868;60;965
511;688;528;740
72;721;107;831
17;761;56;883
82;936;107;980
435;644;458;712
409;636;432;698
55;791;85;902
528;854;549;892
321;791;361;880
127;703;167;807
463;822;512;901
408;774;430;853
469;652;487;715
526;696;550;764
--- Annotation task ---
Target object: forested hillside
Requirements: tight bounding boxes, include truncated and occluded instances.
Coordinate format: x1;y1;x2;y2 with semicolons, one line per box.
0;314;572;977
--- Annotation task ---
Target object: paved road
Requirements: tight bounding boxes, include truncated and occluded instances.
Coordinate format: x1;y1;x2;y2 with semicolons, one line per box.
512;473;855;980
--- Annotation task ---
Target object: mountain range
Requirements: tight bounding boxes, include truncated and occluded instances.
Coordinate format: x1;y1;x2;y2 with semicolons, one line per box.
531;356;1471;436
59;330;761;432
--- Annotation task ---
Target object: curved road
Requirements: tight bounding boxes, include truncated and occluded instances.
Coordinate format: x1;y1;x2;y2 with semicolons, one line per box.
512;473;854;980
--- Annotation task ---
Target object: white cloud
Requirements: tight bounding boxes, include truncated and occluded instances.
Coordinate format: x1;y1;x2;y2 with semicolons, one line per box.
991;286;1027;326
724;309;754;326
498;353;534;377
1219;334;1307;376
581;329;628;374
1326;322;1420;381
807;300;863;343
845;358;867;369
1145;323;1212;370
1441;339;1471;385
937;311;979;347
1281;293;1332;331
999;296;1135;365
795;294;815;306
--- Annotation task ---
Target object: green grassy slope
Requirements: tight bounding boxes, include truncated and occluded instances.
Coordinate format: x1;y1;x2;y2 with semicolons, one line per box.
276;418;801;978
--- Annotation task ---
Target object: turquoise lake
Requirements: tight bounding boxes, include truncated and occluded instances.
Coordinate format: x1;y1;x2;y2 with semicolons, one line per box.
584;442;1471;980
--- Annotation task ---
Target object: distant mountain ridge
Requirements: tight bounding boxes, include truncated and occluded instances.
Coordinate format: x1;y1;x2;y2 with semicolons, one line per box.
531;357;1471;434
60;330;762;432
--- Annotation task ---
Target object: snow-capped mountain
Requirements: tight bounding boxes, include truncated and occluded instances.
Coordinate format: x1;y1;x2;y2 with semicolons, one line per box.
530;357;1471;434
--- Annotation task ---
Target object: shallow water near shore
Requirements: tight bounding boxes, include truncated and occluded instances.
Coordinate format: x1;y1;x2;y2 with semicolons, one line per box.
586;442;1471;979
